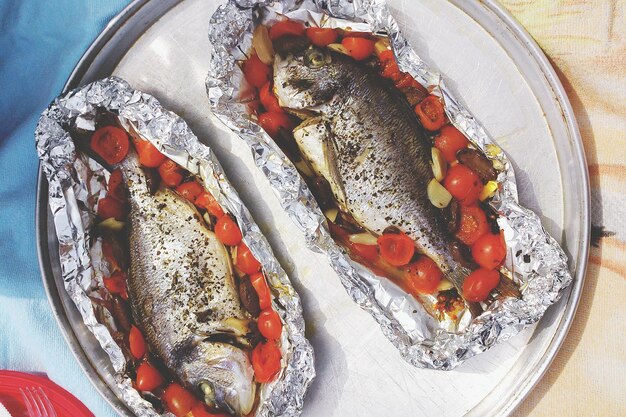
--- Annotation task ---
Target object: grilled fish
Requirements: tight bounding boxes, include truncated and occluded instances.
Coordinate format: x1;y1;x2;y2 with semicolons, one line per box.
119;154;255;416
273;47;470;295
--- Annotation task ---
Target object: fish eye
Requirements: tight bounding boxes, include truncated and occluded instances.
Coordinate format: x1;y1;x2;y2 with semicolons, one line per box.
304;48;330;68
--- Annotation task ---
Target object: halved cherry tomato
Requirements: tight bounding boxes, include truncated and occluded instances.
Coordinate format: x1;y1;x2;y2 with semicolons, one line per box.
90;126;130;165
456;205;489;245
129;325;146;359
195;192;224;217
404;256;443;295
107;169;126;202
462;268;500;302
252;340;282;382
258;112;294;138
191;403;228;417
215;215;242;246
103;272;127;298
269;20;305;40
176;181;204;204
134;138;166;168
259;82;283;113
378;49;394;62
434;125;469;163
377;233;415;266
257;308;283;340
158;159;184;188
380;59;402;82
350;242;379;263
135;362;164;391
236;242;261;274
395;73;419;89
97;196;126;221
341;36;375;61
443;164;483;206
243;54;272;88
472;233;506;270
305;27;338;47
414;95;446;131
250;272;271;310
163;383;197;417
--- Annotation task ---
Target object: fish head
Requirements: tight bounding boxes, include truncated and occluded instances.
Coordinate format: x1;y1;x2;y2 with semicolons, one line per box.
180;341;256;416
273;46;346;111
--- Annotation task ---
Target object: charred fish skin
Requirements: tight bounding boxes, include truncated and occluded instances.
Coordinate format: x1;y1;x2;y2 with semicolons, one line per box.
119;155;255;416
275;48;469;291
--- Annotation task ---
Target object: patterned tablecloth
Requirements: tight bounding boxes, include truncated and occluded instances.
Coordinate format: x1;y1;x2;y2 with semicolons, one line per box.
498;1;626;416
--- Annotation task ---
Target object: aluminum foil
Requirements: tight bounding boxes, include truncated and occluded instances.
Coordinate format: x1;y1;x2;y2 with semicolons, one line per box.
35;76;315;416
206;0;573;369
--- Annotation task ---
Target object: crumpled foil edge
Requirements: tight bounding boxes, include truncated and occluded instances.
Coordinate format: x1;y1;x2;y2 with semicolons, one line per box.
206;0;573;370
35;76;315;416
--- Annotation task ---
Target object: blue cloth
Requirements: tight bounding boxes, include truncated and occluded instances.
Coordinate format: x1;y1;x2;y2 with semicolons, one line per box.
0;1;131;415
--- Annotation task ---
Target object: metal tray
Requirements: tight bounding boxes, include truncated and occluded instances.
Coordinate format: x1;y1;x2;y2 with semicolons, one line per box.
35;0;590;416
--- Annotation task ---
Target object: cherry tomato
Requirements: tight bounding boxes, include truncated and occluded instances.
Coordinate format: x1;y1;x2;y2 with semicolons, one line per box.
176;181;204;204
462;268;500;302
97;196;126;221
252;340;282;382
444;164;483;206
456;205;489;245
377;233;415;266
191;403;229;417
395;73;419;89
243;54;272;88
134;138;166;168
250;272;272;310
305;27;338;47
236;242;261;274
259;82;283;113
163;383;197;417
214;215;242;246
158;159;184;188
195;192;224;217
107;169;126;202
257;308;283;340
341;36;375;61
414;95;446;131
90;126;130;165
434;125;470;163
102;238;121;272
258;112;294;138
378;49;394;62
135;362;164;391
350;242;379;263
404;256;443;295
103;271;126;292
129;325;146;359
472;233;506;270
380;59;402;82
269;20;305;40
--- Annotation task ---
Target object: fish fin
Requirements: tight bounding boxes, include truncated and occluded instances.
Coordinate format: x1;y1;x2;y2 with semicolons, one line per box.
321;128;348;205
447;266;483;317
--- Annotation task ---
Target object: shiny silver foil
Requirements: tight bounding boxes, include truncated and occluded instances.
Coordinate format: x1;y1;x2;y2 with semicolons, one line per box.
35;77;314;416
206;0;573;369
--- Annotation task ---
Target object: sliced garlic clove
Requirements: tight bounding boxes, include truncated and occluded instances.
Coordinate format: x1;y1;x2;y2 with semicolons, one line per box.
327;43;350;56
479;180;499;201
431;147;447;182
348;232;379;246
427;178;453;208
437;279;454;292
98;217;125;231
324;208;339;223
253;24;274;65
375;38;391;55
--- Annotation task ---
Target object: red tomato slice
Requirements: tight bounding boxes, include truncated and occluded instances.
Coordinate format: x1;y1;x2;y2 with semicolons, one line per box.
404;256;443;295
257;308;283;340
135;362;164;391
305;27;338;47
250;272;272;310
236;242;261;274
434;125;470;163
158;159;184;188
97;196;126;221
462;268;500;302
244;54;272;88
252;340;282;382
195;191;224;217
269;20;305;40
456;205;490;245
163;383;197;417
134;138;166;168
472;233;506;270
259;82;283;113
90;126;130;165
380;59;402;82
103;271;127;300
341;36;375;61
377;233;415;266
414;95;446;131
395;73;418;89
350;242;379;263
191;403;229;417
258;111;295;138
129;325;146;359
176;181;204;204
443;164;483;206
214;215;242;246
378;49;394;62
107;169;126;202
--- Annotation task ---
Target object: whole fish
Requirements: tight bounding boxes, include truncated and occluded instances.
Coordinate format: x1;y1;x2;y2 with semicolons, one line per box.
273;47;469;295
119;154;255;416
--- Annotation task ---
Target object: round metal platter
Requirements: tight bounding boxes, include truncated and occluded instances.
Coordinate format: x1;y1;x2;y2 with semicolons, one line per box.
36;0;590;416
